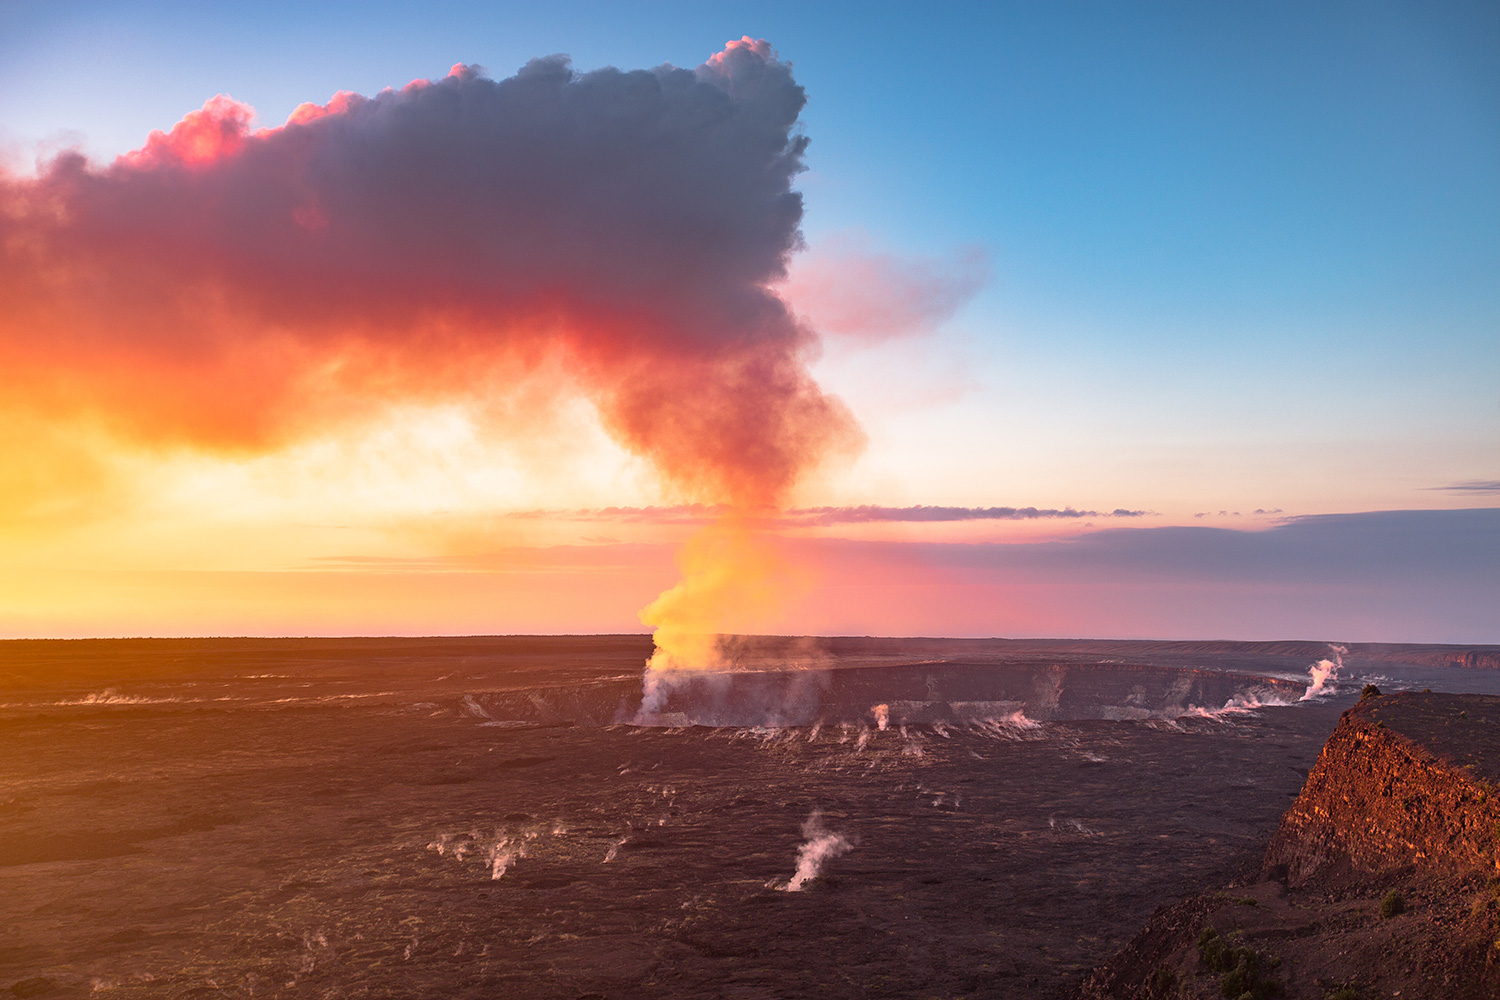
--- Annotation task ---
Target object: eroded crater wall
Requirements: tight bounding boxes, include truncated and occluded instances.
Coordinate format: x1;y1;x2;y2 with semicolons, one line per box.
1265;693;1500;885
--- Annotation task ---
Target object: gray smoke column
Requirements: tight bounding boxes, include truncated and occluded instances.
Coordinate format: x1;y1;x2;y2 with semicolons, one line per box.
0;38;859;508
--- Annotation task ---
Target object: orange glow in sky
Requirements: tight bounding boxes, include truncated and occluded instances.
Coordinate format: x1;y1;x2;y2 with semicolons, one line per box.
2;34;1495;645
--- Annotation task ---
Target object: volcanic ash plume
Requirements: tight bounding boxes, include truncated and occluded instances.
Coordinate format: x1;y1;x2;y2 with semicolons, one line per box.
0;38;860;661
780;808;853;892
639;514;792;675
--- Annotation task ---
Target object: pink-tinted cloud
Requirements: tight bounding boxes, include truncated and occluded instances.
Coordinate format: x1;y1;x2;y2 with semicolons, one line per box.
501;503;1147;525
788;504;1145;524
1429;480;1500;495
797;509;1500;642
116;94;255;169
781;239;989;340
0;41;859;508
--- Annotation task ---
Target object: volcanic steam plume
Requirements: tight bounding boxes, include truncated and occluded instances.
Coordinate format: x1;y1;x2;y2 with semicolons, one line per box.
0;38;860;661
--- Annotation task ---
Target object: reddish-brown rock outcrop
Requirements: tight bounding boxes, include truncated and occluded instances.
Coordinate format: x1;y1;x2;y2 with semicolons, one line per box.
1265;692;1500;884
1080;692;1500;999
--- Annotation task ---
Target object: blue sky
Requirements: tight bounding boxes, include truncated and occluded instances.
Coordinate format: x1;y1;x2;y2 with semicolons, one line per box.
1;1;1496;639
11;0;1490;518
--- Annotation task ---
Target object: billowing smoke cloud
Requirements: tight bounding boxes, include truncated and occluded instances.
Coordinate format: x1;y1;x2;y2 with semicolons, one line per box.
1;39;864;664
0;38;858;510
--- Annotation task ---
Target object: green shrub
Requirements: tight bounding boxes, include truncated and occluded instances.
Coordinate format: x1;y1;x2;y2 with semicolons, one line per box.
1200;928;1280;999
1221;962;1253;996
1323;988;1360;1000
1360;684;1381;699
1199;927;1231;972
1379;889;1405;918
1148;964;1177;994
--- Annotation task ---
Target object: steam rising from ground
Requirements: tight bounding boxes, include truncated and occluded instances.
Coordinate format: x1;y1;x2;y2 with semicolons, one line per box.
779;808;853;892
426;820;566;880
1300;645;1346;701
1181;643;1349;719
641;518;806;675
619;656;1328;731
632;636;833;725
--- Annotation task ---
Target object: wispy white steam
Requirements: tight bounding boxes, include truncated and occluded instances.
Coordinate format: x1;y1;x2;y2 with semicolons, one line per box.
970;709;1043;738
425;821;555;880
780;808;853;892
1048;815;1099;837
1184;690;1292;720
630;657;832;727
461;694;493;720
487;837;524;879
1181;643;1349;719
871;703;890;731
1300;644;1347;701
632;669;670;723
57;689;183;706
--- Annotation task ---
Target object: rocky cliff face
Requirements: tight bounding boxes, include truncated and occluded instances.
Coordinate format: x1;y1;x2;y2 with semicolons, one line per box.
1080;692;1500;999
1347;646;1500;671
1265;692;1500;884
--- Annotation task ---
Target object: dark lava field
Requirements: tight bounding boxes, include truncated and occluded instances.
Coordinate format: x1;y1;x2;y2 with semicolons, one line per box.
2;636;1497;999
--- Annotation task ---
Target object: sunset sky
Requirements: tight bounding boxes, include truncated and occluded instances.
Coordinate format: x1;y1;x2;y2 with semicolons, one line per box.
1;1;1496;641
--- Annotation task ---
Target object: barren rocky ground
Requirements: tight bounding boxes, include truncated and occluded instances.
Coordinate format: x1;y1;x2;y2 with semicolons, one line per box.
1;637;1494;999
1082;691;1500;999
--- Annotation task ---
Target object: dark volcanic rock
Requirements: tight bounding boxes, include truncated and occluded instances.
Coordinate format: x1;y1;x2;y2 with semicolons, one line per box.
1266;691;1500;884
1079;692;1500;999
8;638;1500;999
